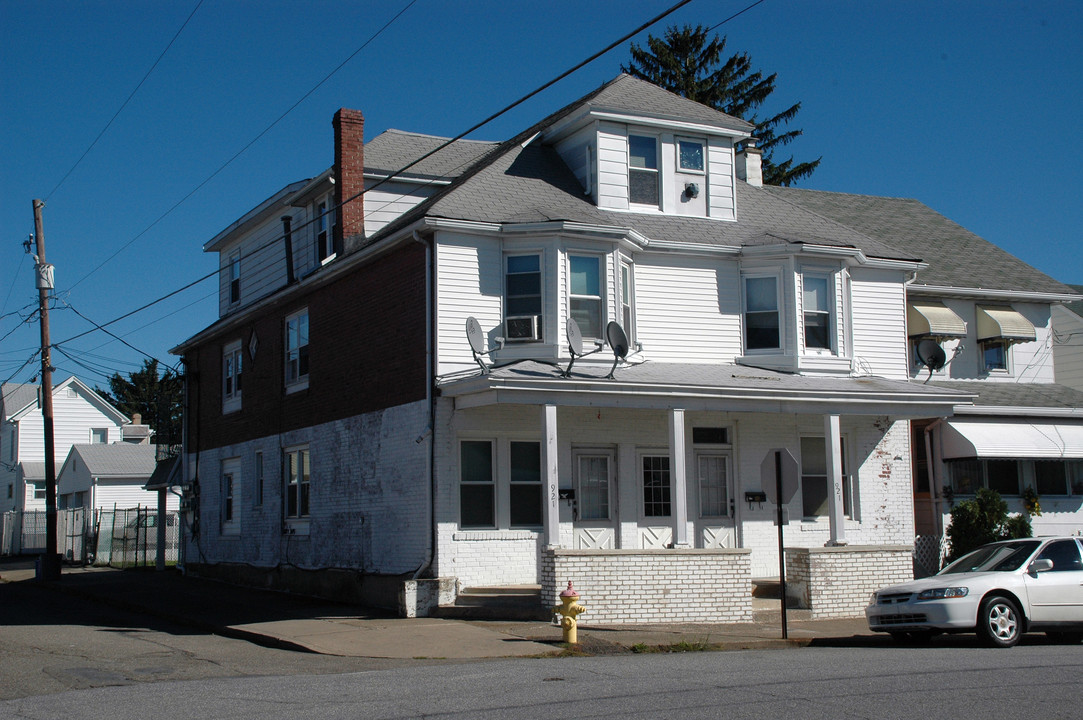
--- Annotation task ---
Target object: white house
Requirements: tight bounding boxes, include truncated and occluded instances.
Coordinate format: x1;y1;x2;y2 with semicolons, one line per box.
173;74;1079;622
1;376;130;514
57;443;174;512
1052;286;1083;391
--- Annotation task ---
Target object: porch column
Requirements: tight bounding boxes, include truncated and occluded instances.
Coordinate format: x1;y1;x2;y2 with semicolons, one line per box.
824;414;847;546
669;408;690;547
542;404;560;548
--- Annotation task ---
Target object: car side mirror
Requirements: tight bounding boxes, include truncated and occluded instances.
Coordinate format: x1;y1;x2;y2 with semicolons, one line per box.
1029;558;1054;575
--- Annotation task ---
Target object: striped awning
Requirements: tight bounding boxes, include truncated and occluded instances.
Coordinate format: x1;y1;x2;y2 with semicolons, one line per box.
907;300;967;338
976;306;1036;342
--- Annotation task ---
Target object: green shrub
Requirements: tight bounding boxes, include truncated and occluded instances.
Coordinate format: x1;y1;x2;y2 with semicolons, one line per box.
946;488;1032;561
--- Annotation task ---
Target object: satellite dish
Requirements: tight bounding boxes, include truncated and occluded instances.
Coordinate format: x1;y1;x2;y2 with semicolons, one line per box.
605;321;629;379
466;317;485;355
916;339;947;370
567;317;584;357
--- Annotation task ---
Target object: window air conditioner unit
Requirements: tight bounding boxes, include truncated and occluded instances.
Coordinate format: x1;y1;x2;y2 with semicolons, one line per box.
505;315;541;341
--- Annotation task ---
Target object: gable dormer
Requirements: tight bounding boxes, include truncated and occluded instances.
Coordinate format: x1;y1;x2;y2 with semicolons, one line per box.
544;74;754;222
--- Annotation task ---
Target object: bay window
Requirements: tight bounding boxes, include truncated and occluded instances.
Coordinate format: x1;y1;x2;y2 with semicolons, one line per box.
569;254;603;339
744;275;780;350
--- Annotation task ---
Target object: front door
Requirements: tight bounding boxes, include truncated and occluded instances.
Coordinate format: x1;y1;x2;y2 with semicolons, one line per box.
572;450;616;549
695;453;736;548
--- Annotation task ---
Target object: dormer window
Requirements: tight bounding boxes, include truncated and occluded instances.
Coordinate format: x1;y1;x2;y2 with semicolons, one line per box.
628;135;660;208
228;252;240;304
314;197;336;264
743;275;781;351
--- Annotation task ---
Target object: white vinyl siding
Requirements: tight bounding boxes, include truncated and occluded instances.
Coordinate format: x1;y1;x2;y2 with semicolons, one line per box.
217;212;299;316
706;137;735;220
435;233;504;375
554;127;597;202
1053;305;1083;390
850;268;907;379
634;256;741;363
363;181;438;237
596;122;630;210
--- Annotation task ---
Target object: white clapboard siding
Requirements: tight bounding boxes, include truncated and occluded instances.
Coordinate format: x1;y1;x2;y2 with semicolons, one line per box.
634;256;742;363
364;181;437;237
17;389;123;466
850;268;908;378
94;481;158;511
554;127;595;200
596;123;629;211
1053;305;1083;389
219;213;293;316
436;233;503;375
706;137;735;221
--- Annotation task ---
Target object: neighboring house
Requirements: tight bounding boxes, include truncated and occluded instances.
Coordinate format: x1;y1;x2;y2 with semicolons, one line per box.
1052;284;1083;391
766;189;1083;549
0;376;130;514
174;74;1077;621
57;443;174;512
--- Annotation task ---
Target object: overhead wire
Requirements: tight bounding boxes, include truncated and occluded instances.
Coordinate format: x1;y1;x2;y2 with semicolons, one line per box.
67;0;419;293
45;1;205;202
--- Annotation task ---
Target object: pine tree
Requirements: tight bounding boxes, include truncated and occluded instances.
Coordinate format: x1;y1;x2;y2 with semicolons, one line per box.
95;359;183;449
622;24;820;186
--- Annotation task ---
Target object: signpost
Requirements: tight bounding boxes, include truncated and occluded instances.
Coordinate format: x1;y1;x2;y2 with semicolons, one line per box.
760;448;799;638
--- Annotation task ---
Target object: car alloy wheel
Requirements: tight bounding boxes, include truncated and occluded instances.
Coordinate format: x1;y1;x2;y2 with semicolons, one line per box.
979;595;1021;648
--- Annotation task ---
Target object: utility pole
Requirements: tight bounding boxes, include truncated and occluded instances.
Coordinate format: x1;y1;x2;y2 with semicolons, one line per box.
32;199;60;581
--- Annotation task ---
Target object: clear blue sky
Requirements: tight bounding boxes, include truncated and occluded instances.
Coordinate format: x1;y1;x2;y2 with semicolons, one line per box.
2;0;1080;390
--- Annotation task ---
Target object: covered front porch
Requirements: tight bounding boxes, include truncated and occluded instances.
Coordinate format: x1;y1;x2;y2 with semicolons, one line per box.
427;361;968;622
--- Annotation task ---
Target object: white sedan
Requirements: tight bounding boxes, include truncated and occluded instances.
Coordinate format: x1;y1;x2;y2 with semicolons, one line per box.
866;536;1083;647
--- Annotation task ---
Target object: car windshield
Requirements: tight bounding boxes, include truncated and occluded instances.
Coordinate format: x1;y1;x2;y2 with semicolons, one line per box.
939;540;1041;574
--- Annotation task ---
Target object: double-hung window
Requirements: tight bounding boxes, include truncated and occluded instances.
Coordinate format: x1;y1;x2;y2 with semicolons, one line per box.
509;441;542;527
284;446;310;521
223;341;243;413
459;440;495;528
228;253;241;304
504;254;543;341
569;254;603;339
314;197;336;264
628;135;659;207
285;309;309;390
744;275;780;350
802;274;831;350
620;261;635;341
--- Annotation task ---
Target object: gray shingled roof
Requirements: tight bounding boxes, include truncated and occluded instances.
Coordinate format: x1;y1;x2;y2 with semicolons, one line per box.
584;73;754;134
1;383;37;419
69;443;157;477
19;462;45;480
762;187;1075;296
930;381;1083;411
1064;284;1083;317
362;129;498;180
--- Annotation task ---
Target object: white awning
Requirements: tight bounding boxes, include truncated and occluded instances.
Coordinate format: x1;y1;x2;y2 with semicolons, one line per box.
941;419;1083;459
907;300;967;338
976;306;1036;342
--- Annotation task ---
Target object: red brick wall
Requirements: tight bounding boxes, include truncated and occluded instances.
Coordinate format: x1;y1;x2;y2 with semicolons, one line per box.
333;108;365;256
186;242;427;452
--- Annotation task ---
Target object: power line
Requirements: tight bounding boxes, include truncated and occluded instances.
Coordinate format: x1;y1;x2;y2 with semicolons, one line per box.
67;0;418;292
57;299;165;365
709;0;766;31
46;0;205;201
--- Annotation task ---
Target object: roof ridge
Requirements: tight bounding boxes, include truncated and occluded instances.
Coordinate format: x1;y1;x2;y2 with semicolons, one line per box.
376;128;499;145
771;186;920;203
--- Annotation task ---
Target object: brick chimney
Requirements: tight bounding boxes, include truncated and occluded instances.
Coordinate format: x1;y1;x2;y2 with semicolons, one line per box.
735;139;763;187
333;108;365;255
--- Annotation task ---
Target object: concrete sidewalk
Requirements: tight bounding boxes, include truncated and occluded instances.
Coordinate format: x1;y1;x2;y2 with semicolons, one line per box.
0;560;879;659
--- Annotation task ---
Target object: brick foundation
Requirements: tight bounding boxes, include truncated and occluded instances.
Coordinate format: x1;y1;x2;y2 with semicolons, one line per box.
785;545;913;618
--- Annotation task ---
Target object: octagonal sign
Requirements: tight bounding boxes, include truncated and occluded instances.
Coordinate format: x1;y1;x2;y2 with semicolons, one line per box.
760;448;799;505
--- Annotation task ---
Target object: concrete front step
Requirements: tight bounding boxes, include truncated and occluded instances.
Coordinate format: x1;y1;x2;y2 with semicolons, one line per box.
432;585;551;621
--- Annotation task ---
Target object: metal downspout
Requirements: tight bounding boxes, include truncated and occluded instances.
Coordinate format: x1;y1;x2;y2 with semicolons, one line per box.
413;230;435;580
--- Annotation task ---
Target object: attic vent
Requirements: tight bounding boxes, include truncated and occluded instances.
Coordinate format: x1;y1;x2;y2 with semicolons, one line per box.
66;388;77;398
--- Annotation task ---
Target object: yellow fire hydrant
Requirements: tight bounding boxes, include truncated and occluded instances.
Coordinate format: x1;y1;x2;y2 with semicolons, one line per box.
553;581;586;644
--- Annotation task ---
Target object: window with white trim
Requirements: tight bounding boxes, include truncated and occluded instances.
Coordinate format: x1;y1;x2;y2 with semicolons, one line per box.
744;275;781;351
504;254;543;342
228;252;240;304
509;441;542;528
677;137;705;173
628;135;660;207
800;436;852;519
569;254;604;339
459;440;494;528
981;339;1010;373
575;452;611;521
314;196;336;264
222;470;236;528
947;458;1021;495
222;340;243;413
802;274;832;350
641;454;672;518
285;309;309;390
284;446;310;520
90;428;108;444
620;261;635;342
254;451;264;507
